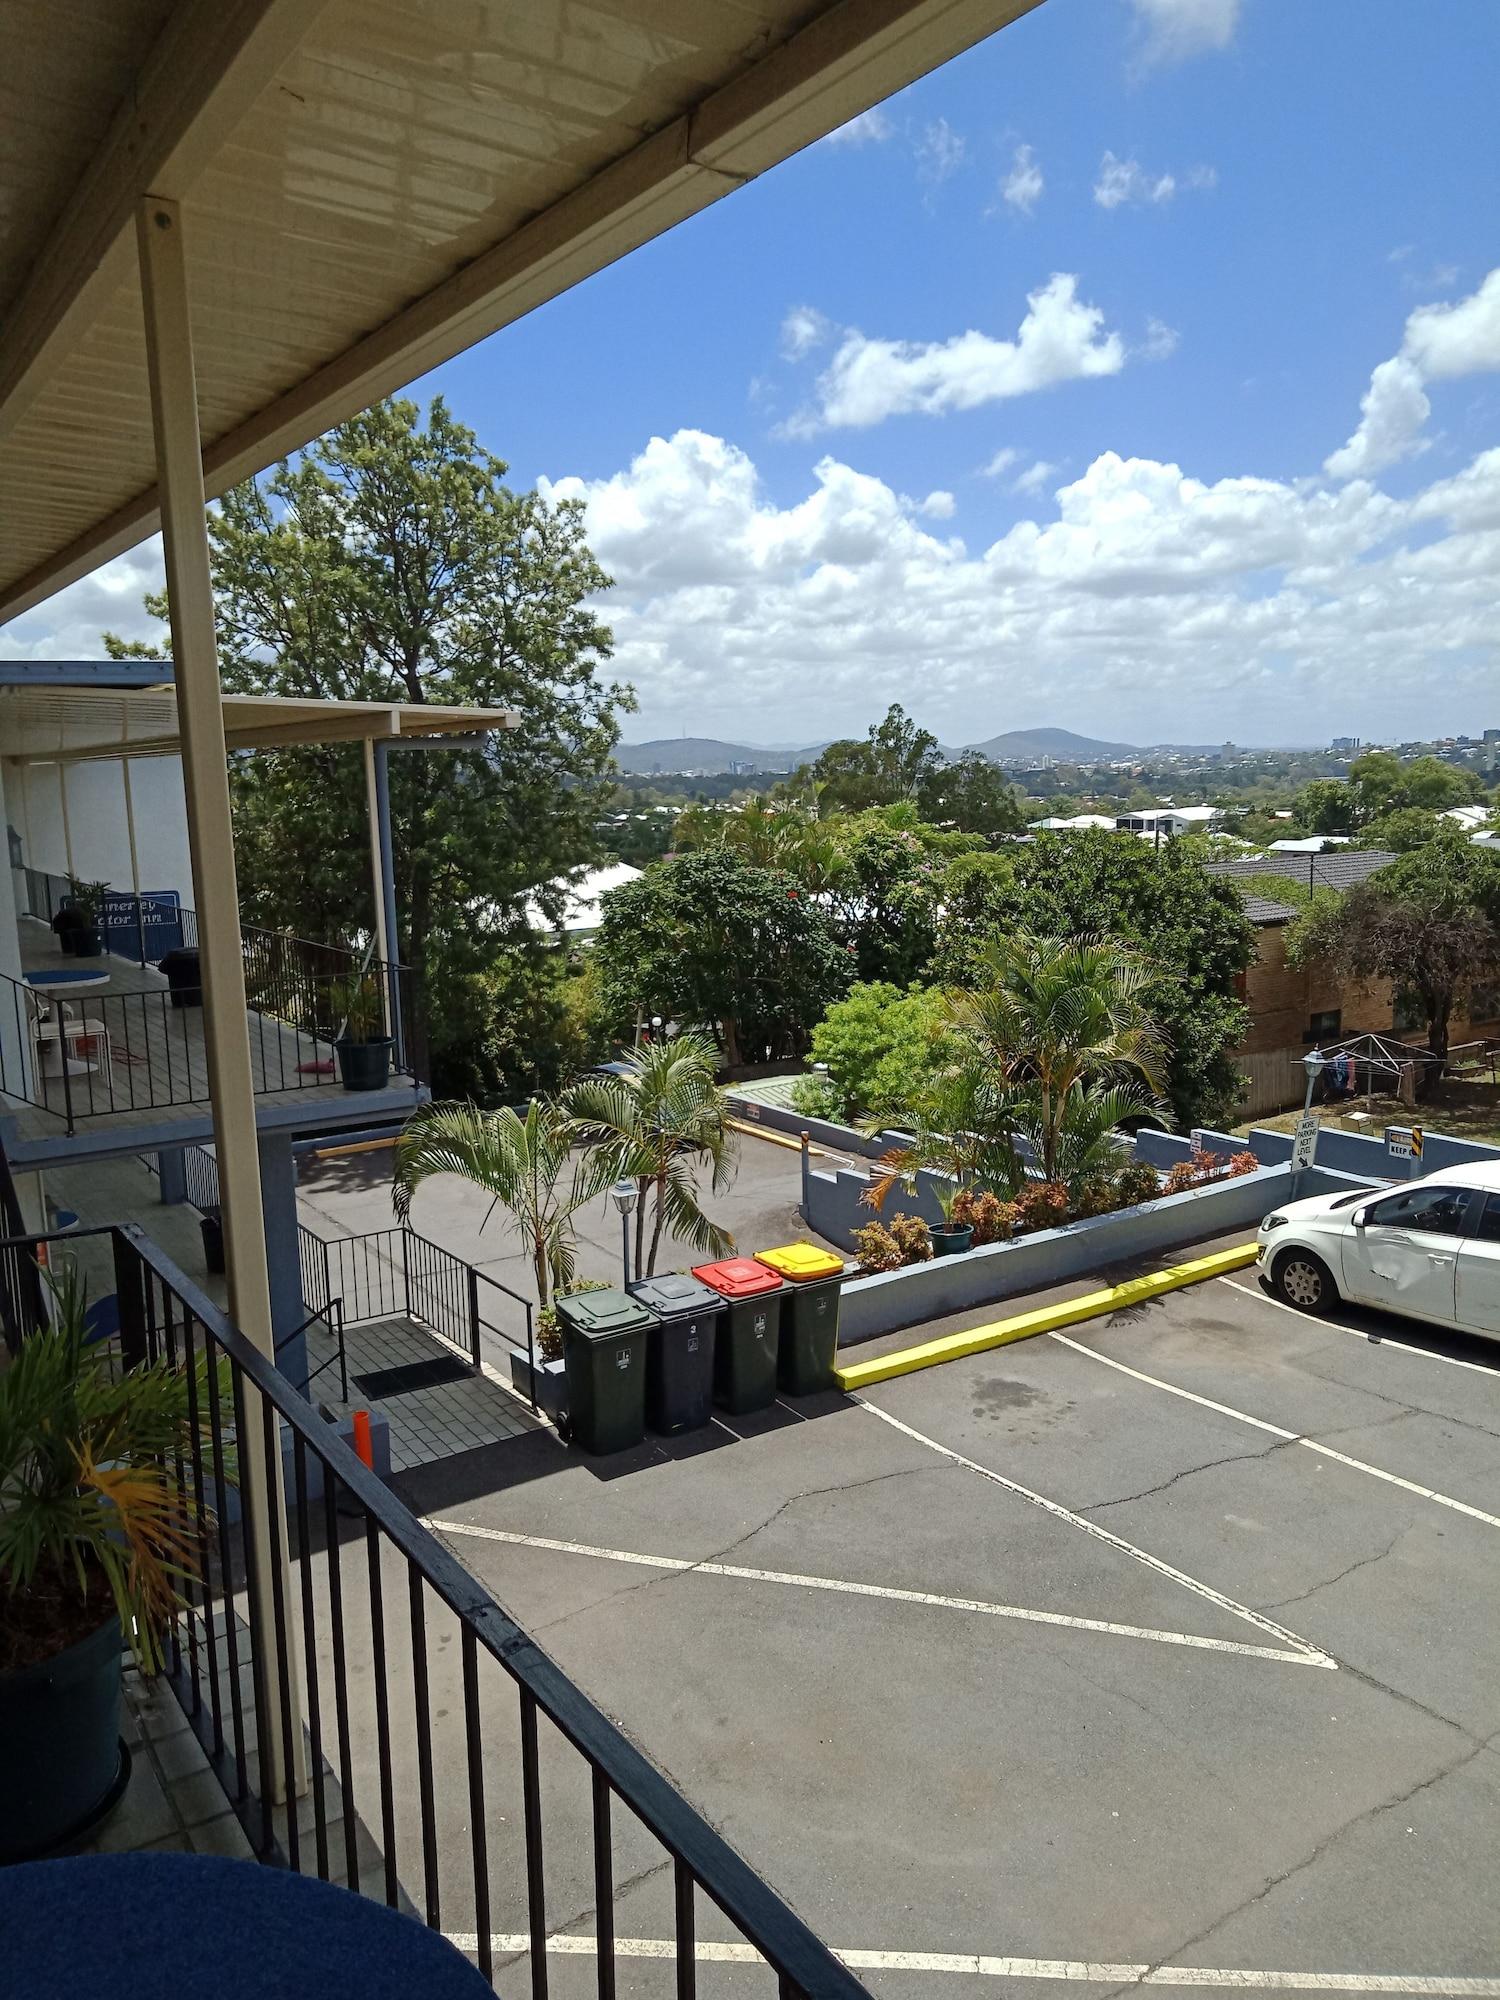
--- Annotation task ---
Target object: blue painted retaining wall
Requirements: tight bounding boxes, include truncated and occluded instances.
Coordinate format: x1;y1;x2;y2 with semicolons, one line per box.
1133;1121;1500;1182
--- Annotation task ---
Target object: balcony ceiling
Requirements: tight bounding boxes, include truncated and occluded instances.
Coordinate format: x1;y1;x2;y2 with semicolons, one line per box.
0;0;1040;624
0;683;520;763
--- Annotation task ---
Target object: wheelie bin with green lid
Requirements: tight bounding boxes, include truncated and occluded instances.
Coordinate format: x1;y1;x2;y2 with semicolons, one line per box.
691;1257;784;1414
626;1273;722;1434
753;1242;846;1394
554;1287;652;1453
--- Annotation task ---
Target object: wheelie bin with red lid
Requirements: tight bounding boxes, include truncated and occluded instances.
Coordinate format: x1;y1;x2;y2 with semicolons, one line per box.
753;1242;846;1394
626;1273;722;1434
554;1286;652;1453
691;1257;784;1414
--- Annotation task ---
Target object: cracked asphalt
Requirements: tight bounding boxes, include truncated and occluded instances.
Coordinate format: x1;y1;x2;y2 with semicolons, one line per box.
374;1266;1500;1999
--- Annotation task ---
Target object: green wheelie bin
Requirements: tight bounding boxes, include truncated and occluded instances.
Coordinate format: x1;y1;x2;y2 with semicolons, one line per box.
554;1286;653;1453
753;1242;846;1395
691;1257;784;1414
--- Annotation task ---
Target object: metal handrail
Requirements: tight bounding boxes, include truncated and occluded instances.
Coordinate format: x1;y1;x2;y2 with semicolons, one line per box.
15;1220;869;2000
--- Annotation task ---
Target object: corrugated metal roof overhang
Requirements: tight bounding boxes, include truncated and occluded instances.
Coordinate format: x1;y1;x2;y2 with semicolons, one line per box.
0;0;1042;623
0;684;519;762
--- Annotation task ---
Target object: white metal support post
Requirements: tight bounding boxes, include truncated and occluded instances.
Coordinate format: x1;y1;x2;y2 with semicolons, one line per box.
136;195;306;1799
362;737;393;1037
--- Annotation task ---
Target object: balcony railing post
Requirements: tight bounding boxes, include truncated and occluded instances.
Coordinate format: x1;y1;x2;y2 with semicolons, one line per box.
112;1230;150;1370
466;1263;481;1372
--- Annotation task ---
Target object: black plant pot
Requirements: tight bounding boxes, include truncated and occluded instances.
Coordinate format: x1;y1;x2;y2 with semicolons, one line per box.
0;1613;125;1862
336;1036;393;1092
72;928;103;958
199;1210;225;1276
931;1223;974;1257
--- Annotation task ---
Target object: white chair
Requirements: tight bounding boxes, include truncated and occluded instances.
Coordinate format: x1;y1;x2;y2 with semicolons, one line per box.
28;993;113;1087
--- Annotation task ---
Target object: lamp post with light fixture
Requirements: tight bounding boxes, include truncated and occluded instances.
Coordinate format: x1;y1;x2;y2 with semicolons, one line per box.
610;1177;638;1287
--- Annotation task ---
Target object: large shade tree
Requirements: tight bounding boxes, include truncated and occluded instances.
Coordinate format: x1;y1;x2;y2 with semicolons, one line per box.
592;849;851;1066
106;396;629;1095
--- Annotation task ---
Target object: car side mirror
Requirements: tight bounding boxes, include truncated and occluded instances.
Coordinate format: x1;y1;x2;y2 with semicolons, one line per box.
1351;1207;1369;1228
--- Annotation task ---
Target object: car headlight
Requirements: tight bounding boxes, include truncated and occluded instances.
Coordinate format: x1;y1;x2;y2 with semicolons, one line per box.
1261;1213;1289;1232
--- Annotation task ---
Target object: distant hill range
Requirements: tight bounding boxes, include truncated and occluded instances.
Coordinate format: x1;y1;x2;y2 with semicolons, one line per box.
611;724;1229;776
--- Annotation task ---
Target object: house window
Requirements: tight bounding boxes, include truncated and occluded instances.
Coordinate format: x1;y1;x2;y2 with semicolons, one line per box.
1392;989;1425;1035
1304;1009;1340;1043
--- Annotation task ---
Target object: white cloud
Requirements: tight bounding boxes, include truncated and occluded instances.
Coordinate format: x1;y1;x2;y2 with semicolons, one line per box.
916;118;966;185
533;425;1498;744
786;273;1126;434
1011;460;1059;495
1094;152;1177;209
1326;266;1500;478
825;107;891;146
980;447;1020;478
1126;0;1241;67
1000;143;1044;215
1141;317;1180;361
780;305;831;360
916;490;958;519
1;538;166;659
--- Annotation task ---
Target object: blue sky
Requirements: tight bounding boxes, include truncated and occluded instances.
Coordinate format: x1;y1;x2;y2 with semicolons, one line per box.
13;0;1500;750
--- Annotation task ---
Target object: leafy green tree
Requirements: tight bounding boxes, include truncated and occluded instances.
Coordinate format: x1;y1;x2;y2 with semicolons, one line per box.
1293;779;1358;836
592;849;851;1066
933;831;1252;1129
107;396;628;1092
393;1099;591;1307
564;1032;735;1276
1358;806;1445;853
1287;836;1500;1080
800;704;944;814
672;797;843;888
1345;750;1484;823
917;751;1026;839
793;982;952;1123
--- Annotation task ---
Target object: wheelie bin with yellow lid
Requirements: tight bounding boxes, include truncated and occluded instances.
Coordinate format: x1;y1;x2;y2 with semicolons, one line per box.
753;1241;845;1394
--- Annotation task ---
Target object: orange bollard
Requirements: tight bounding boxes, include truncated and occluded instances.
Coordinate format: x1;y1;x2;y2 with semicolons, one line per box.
351;1408;374;1471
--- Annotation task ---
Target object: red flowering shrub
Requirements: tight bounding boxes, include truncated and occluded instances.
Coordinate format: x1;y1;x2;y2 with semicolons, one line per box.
1012;1181;1072;1235
1163;1145;1261;1195
948;1188;1015;1245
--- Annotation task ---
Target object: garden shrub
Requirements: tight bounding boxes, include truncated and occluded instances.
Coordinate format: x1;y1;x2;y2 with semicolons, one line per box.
948;1188;1014;1245
1012;1181;1071;1234
1162;1145;1260;1195
1069;1174;1120;1219
853;1212;932;1273
1112;1159;1164;1208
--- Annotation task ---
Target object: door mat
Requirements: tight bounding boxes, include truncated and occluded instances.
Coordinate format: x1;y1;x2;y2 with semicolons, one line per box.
353;1355;471;1399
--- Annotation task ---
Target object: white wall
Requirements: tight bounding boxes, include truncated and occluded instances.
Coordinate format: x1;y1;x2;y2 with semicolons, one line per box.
8;754;193;903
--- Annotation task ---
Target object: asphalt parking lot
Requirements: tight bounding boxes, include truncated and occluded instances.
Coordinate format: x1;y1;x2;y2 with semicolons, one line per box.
382;1258;1500;2000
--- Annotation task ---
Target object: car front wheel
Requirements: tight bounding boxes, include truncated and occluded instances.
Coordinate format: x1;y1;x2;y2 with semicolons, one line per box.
1272;1247;1337;1314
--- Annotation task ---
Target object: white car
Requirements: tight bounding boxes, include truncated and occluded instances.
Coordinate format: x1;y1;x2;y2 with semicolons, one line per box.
1256;1162;1500;1336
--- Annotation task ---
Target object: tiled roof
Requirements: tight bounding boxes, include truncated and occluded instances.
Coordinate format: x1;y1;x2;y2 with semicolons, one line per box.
1205;849;1398;892
1239;893;1301;926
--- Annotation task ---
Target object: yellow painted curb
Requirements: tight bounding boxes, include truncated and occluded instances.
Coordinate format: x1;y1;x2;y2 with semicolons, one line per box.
834;1243;1261;1390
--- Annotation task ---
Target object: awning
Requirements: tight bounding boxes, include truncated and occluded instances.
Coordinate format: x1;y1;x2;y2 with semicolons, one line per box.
0;0;1040;622
0;683;519;763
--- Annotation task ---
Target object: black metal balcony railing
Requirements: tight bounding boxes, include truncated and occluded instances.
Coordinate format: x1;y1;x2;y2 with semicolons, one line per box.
6;1224;867;2000
7;879;418;1131
299;1223;538;1410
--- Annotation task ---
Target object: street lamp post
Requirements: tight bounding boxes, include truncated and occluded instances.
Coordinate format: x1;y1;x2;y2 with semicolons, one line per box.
610;1178;638;1288
1294;1047;1327;1198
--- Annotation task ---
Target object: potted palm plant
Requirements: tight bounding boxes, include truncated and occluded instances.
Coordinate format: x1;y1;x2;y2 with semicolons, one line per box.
63;878;110;958
0;1273;214;1860
331;971;393;1091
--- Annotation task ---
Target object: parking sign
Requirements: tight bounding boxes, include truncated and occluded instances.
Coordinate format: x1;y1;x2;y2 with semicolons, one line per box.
1291;1113;1319;1171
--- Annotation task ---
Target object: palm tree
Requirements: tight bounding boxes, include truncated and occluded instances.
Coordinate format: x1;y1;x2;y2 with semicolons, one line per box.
947;933;1169;1186
392;1099;589;1309
564;1032;737;1277
865;1057;1028;1215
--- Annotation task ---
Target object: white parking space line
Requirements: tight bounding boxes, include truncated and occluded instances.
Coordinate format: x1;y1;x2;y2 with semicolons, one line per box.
1218;1276;1500;1379
426;1519;1326;1665
443;1932;1500;1993
1048;1325;1500;1534
855;1402;1332;1665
